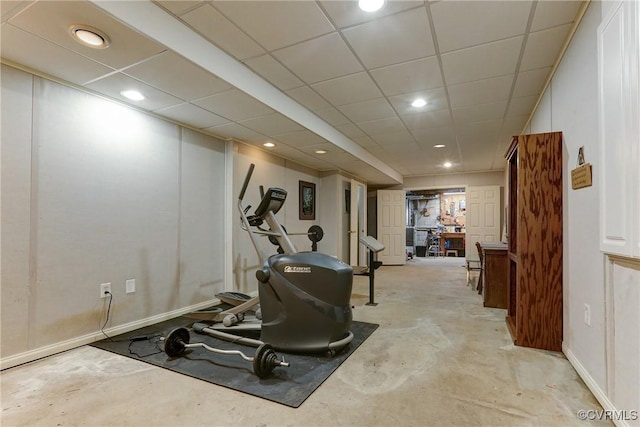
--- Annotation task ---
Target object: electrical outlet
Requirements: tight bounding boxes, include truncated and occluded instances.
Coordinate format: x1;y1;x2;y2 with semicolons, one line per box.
100;282;111;299
584;303;591;326
125;279;135;294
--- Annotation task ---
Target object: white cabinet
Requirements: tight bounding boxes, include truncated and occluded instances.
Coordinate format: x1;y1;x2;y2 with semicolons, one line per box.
598;0;640;258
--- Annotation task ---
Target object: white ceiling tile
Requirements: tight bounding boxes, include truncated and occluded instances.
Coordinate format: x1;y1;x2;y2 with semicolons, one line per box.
501;115;529;139
388;88;448;116
297;142;343;156
313;107;351;126
213;1;334;51
310;72;382;106
330;153;371;168
319;1;423;29
431;1;531;53
286;152;335;170
411;127;456;149
352;135;380;148
155;1;202;16
452;101;507;125
506;95;538;118
285;86;334;111
531;1;583;32
330;158;369;171
181;4;265;60
242;139;276;151
401;110;452;130
441;36;523;85
513;67;552;97
460;143;498;160
124;51;232;100
1;1;32;23
267;144;306;159
370;56;442;97
243;54;305;91
8;1;165;69
273;130;328;147
338;98;396;123
357;117;407;136
85;72;183;111
192;89;274;121
448;75;513;108
1;23;114;85
334;123;367;139
273;32;363;84
372;130;417;147
342;8;435;69
520;24;572;71
456;120;502;145
204;122;265;141
153;102;230;129
238;113;304;136
460;157;494;172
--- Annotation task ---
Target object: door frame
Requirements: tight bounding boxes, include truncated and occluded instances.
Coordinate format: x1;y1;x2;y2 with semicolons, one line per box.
349;179;366;266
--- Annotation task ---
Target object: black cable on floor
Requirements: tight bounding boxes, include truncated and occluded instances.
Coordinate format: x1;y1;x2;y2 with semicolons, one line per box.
101;291;114;341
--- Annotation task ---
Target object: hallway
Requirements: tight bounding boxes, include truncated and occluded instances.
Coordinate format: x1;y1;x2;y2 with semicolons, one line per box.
0;257;608;426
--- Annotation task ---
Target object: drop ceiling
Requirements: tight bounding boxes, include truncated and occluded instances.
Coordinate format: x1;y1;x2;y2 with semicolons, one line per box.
0;0;586;186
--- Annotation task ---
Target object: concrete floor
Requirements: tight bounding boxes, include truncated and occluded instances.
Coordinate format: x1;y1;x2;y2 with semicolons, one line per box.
1;257;609;426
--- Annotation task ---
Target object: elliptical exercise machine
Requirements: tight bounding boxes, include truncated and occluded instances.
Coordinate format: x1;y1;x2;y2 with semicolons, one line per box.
197;163;354;355
162;164;353;376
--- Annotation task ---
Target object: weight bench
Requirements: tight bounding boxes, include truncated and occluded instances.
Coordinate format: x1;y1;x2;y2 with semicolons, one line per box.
353;236;385;306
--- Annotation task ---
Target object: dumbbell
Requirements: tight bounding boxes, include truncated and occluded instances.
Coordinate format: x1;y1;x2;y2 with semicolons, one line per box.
163;327;289;378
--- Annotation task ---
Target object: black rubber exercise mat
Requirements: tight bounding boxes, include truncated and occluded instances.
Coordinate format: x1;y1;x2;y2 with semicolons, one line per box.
90;316;378;408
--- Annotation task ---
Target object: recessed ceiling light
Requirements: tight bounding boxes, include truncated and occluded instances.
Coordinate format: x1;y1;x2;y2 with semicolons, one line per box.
263;142;275;148
120;90;145;101
315;150;327;154
69;25;110;49
443;162;452;168
411;98;427;108
359;0;385;12
433;144;446;148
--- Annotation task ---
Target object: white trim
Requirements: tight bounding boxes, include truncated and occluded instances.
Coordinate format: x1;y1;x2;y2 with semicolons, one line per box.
563;344;630;427
0;298;219;371
224;139;234;291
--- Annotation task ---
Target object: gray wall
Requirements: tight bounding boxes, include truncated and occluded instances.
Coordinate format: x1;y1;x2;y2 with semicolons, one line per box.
232;143;323;293
1;65;226;364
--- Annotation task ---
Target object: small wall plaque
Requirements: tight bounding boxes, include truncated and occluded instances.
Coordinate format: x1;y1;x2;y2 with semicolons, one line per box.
571;163;593;189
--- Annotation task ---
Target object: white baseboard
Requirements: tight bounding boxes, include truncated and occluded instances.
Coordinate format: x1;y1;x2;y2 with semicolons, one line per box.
563;343;630;427
0;298;219;371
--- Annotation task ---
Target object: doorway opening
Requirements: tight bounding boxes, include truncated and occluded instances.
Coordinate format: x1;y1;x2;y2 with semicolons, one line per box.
406;188;466;258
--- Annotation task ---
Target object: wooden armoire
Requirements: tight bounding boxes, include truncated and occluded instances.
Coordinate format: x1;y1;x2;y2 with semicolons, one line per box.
505;132;563;352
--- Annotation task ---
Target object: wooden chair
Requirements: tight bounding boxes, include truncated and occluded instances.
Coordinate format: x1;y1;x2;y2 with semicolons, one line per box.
475;242;484;294
466;258;481;286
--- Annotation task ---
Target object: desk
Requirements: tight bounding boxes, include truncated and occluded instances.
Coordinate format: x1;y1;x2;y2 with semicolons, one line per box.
440;232;465;257
480;242;508;309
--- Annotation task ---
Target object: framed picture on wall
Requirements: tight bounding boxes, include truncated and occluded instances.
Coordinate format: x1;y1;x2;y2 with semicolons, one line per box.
299;181;316;220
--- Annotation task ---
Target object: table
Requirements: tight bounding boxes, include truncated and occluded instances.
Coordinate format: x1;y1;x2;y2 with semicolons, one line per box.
439;232;465;257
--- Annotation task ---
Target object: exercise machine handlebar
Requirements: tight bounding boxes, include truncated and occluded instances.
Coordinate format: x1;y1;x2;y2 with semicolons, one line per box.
239;163;255;201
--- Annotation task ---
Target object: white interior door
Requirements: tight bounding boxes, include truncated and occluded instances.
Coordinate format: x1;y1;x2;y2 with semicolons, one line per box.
377;189;406;265
465;185;501;260
349;179;367;266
